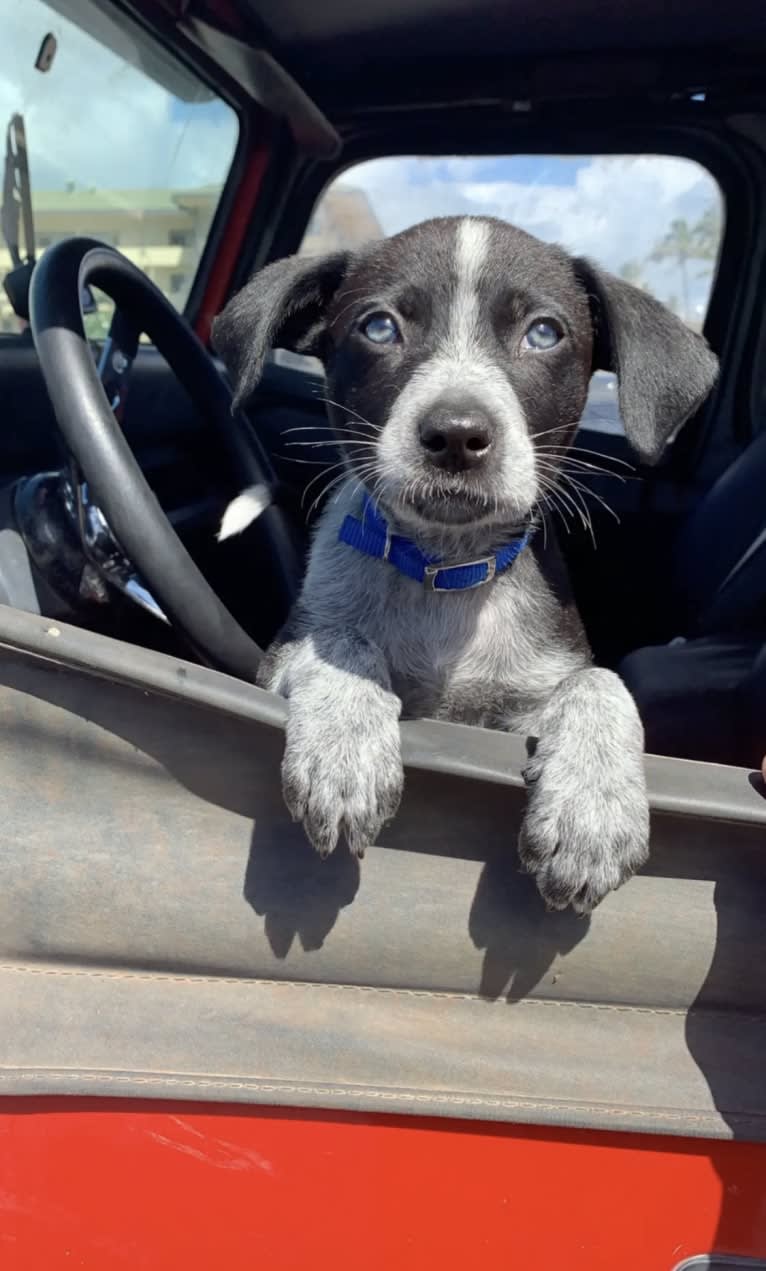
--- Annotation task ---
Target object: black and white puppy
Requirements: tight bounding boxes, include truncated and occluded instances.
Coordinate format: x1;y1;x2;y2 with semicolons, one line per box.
213;216;718;913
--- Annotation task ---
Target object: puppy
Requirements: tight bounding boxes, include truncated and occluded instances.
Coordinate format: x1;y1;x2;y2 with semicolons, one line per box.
213;216;718;912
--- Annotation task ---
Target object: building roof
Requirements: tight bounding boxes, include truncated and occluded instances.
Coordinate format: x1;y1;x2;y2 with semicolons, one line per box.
301;185;383;254
31;186;221;214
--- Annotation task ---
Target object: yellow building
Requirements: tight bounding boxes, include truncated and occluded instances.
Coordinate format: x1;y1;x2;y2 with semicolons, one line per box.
1;184;219;333
1;183;383;335
300;186;383;256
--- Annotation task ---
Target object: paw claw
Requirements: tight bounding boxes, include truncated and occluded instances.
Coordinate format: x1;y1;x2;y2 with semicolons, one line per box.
281;707;403;863
519;750;649;914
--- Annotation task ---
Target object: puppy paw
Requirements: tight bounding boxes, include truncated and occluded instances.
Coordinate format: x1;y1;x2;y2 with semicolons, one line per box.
519;734;650;914
282;705;403;859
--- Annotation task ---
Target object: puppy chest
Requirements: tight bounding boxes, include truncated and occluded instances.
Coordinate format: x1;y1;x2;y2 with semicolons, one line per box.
380;586;528;721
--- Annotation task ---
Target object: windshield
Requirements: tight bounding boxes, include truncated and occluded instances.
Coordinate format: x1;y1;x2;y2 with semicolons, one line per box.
1;0;239;336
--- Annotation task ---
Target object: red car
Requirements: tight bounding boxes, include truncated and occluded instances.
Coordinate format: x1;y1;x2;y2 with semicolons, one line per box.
1;0;765;1266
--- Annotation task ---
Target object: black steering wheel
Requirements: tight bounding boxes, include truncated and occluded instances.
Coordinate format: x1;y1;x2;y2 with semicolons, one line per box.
29;238;301;681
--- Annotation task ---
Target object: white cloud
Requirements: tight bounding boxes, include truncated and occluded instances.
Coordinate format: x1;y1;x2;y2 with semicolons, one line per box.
339;154;722;314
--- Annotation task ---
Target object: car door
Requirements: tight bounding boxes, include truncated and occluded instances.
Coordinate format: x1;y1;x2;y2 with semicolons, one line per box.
2;9;766;1268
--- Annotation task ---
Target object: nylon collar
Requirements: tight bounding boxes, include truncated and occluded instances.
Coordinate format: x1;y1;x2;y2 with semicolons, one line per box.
338;495;531;592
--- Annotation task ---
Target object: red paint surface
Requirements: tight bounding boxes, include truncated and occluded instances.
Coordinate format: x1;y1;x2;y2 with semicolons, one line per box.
194;134;272;345
1;1100;766;1269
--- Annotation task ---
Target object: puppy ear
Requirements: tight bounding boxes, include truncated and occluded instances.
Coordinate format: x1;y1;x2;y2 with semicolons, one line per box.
211;251;351;409
574;258;719;464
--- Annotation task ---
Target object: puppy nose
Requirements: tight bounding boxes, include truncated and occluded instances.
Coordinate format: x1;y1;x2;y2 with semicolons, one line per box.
418;404;494;472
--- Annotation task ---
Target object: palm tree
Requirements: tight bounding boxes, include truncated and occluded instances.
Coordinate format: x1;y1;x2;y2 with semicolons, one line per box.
693;204;723;261
618;260;646;289
692;203;723;287
650;218;696;319
649;203;723;318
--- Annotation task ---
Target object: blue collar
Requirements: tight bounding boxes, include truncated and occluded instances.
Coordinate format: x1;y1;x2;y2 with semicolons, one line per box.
338;495;532;592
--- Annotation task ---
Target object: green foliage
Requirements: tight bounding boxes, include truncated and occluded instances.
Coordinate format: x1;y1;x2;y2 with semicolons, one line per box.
617;202;722;319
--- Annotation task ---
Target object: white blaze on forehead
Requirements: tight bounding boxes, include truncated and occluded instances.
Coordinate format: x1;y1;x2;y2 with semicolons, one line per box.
376;215;539;523
451;217;490;351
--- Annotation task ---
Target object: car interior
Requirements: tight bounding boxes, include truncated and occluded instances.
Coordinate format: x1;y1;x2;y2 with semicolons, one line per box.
1;0;766;774
5;6;766;1260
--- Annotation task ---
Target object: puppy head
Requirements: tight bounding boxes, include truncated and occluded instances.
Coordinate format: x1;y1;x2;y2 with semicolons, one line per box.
213;216;718;534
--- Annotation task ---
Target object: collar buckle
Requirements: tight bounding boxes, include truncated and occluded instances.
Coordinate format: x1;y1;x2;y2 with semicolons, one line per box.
424;555;497;592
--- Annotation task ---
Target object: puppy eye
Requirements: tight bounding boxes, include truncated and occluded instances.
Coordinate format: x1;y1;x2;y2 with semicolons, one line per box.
522;320;562;352
361;312;400;345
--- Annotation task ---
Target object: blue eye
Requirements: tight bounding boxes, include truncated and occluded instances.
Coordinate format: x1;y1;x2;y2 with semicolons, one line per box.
522;320;562;351
361;312;400;345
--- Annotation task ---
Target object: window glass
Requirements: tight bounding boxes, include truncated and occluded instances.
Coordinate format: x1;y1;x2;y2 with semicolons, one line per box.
300;155;724;433
1;0;239;338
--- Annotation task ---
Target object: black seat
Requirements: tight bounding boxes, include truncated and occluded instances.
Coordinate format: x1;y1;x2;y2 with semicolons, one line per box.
619;431;766;767
619;635;763;766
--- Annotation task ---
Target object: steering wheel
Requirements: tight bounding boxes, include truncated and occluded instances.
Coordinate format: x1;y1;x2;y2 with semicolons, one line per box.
28;238;301;682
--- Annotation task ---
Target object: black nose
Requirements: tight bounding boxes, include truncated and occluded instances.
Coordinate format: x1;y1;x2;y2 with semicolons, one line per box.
418;402;495;472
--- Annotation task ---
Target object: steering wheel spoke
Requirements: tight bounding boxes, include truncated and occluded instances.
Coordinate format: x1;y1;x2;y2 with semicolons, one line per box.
70;470;168;623
97;309;140;422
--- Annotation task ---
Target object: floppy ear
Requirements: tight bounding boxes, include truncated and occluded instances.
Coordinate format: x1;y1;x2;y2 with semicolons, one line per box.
574;258;719;464
211;251;351;409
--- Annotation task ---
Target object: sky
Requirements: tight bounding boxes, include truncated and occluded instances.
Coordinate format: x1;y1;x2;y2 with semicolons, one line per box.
336;154;723;317
1;0;239;194
2;0;723;318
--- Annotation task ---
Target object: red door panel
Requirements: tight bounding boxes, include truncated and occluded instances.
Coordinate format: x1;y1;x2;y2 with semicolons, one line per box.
1;1100;765;1270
